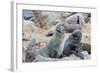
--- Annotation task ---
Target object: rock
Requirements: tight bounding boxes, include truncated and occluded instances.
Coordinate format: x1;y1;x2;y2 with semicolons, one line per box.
46;27;55;36
23;20;38;33
23;10;34;20
82;13;91;23
65;13;85;25
81;51;91;59
64;23;81;33
46;22;61;36
80;43;91;54
64;13;85;33
22;38;30;41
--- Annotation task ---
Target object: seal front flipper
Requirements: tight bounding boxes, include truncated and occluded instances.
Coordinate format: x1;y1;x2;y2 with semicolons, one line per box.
72;48;84;60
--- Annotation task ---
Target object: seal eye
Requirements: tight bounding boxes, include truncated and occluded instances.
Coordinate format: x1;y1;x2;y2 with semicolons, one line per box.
56;29;61;33
72;34;79;40
73;34;77;37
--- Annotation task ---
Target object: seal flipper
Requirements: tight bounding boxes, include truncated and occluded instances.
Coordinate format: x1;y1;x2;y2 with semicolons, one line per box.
72;48;84;60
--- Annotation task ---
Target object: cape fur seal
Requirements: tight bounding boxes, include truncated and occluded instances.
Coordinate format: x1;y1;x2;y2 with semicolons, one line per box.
63;29;84;59
37;22;65;58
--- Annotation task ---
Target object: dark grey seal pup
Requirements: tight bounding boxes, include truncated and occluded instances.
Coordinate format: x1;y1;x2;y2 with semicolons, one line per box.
63;29;84;59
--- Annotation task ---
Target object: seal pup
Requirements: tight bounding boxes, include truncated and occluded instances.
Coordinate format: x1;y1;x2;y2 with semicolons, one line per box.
37;22;65;58
63;29;84;59
25;37;37;62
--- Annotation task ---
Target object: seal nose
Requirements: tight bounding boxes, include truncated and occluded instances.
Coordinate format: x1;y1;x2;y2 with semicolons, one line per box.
75;37;78;40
